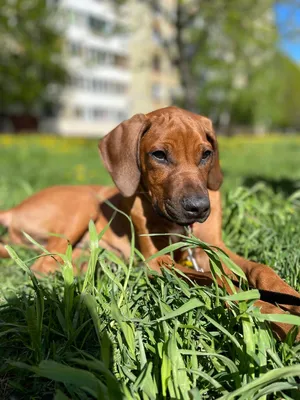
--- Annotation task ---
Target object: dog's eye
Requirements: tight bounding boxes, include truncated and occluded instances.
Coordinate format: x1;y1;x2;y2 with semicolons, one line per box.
151;151;167;162
202;150;212;161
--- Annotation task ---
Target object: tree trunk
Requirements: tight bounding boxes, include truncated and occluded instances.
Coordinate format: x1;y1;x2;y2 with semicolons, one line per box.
175;0;198;112
179;60;198;111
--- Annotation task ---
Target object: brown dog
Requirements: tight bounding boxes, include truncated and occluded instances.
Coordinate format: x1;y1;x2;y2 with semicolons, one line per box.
1;106;299;340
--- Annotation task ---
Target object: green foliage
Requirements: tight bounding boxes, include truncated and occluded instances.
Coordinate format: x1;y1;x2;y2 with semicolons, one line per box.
132;1;299;130
0;0;67;114
194;0;278;125
136;0;280;124
223;184;300;291
229;52;300;130
270;53;300;129
1;218;300;399
0;134;300;398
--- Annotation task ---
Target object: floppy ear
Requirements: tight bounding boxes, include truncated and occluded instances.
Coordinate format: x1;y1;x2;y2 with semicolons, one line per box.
99;114;151;197
202;117;223;191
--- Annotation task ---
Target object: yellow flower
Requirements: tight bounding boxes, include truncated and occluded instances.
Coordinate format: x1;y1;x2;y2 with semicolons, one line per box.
74;164;86;182
0;135;14;146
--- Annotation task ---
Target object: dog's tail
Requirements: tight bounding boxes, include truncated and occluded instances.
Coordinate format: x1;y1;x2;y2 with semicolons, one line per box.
0;210;12;228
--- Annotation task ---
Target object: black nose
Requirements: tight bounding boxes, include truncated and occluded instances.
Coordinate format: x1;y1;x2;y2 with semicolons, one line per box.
181;196;210;217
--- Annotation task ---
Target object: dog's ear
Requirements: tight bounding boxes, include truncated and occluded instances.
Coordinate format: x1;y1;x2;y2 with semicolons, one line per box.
202;117;223;191
99;114;151;197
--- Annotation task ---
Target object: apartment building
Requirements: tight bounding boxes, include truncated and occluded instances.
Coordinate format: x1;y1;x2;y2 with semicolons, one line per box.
41;0;129;136
42;0;178;136
128;0;179;116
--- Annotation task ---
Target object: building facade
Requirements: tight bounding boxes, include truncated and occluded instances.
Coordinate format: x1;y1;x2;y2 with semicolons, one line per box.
127;0;178;116
42;0;130;136
43;0;178;137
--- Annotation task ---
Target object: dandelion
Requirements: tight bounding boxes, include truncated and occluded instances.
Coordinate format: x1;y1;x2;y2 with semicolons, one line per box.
0;135;14;146
74;164;86;182
39;136;58;149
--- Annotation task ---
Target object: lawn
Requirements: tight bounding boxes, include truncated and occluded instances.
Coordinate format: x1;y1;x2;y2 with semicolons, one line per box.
0;133;300;399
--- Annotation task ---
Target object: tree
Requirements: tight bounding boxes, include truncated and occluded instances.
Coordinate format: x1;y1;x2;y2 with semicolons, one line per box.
0;0;67;131
230;52;300;131
125;0;277;117
275;54;300;130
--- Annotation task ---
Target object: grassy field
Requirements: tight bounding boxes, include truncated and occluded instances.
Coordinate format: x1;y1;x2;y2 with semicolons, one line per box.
0;133;300;399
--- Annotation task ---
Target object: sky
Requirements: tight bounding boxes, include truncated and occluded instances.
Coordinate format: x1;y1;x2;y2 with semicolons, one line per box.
275;2;300;61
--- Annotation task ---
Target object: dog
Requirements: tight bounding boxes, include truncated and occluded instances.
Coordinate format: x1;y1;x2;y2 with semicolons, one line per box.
1;106;299;340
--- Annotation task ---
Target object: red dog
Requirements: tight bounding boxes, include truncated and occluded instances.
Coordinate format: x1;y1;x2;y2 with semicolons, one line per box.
1;107;299;340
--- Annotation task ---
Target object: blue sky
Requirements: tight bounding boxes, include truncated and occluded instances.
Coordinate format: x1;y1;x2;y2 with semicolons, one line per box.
275;2;300;61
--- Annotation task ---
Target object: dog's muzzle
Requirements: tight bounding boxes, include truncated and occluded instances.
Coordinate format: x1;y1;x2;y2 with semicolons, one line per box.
163;195;210;225
180;195;210;223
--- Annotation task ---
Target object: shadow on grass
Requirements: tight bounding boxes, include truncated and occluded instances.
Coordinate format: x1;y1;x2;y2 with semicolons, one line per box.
242;177;300;196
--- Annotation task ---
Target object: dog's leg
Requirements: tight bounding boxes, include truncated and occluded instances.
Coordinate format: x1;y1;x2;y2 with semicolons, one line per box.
219;246;300;314
147;253;236;294
254;300;299;341
179;261;299;341
0;210;13;258
31;213;97;275
0;210;12;227
0;243;9;258
31;235;90;276
148;254;296;340
31;236;71;275
187;239;300;311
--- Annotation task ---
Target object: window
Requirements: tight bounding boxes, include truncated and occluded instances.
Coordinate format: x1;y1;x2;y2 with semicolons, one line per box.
96;50;106;64
117;111;128;120
89;16;106;33
92;79;98;92
70;75;127;95
69;42;82;57
85;79;92;91
72;108;128;121
106;53;113;65
72;76;80;87
86;48;98;64
74;107;83;118
97;81;104;91
93;108;105;119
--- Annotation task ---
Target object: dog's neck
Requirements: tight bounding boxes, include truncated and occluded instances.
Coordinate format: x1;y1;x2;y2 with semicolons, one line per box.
130;190;185;236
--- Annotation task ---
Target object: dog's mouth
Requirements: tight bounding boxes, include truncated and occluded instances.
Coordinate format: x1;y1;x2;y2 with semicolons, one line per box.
154;201;210;226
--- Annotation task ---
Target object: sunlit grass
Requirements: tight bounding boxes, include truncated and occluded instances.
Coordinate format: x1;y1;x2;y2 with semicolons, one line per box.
2;218;300;399
0;133;300;399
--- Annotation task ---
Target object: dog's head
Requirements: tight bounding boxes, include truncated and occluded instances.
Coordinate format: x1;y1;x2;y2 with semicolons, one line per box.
99;106;223;226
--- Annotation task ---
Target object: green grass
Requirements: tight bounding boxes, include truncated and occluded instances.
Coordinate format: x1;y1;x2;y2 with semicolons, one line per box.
0;133;300;399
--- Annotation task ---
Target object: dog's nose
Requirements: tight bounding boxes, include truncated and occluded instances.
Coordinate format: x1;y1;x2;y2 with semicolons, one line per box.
181;196;210;217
